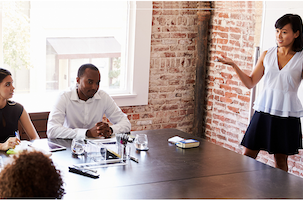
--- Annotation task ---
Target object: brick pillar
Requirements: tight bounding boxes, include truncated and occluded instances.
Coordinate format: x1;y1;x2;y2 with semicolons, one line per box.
193;2;211;138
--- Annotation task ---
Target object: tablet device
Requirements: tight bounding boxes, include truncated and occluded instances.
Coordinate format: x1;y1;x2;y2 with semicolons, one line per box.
31;140;66;152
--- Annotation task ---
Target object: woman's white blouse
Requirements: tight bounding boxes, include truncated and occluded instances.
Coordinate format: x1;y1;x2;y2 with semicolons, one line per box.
253;46;303;117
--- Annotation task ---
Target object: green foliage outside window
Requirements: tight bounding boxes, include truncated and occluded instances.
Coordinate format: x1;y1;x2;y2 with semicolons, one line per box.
109;57;121;87
2;2;32;69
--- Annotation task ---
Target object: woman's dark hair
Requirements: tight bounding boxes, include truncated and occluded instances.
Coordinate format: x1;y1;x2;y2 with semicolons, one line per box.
275;14;303;52
0;68;11;83
77;63;99;78
0;150;65;198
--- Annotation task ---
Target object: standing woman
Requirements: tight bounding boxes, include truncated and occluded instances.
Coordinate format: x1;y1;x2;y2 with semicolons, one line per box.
217;14;303;171
0;68;39;151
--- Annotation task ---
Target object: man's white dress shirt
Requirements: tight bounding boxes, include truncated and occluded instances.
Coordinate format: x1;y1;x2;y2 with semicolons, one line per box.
47;87;131;139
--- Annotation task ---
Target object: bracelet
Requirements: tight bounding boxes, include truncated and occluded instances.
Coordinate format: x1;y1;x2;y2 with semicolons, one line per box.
109;127;113;135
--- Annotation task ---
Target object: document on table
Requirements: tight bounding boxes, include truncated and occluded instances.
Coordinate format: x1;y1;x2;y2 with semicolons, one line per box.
86;135;116;144
7;140;52;156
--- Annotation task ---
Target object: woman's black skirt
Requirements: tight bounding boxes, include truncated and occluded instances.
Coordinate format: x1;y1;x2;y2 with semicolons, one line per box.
241;111;303;155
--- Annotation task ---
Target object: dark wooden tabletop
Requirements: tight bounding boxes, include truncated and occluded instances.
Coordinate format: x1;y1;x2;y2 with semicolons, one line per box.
36;129;303;199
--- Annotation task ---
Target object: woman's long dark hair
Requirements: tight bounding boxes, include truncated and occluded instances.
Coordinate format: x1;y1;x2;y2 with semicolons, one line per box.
275;14;303;52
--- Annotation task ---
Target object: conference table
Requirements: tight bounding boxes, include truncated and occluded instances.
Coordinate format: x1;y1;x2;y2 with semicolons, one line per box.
17;129;303;198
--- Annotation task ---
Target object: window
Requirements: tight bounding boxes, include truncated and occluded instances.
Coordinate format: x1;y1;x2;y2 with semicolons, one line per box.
1;1;152;112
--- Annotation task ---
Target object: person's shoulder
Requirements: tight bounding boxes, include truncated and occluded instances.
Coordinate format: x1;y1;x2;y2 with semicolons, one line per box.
261;50;268;57
262;46;276;55
268;46;277;51
58;87;75;99
7;100;22;106
61;87;74;95
96;89;110;97
7;100;23;110
296;49;303;56
258;50;268;62
94;90;114;102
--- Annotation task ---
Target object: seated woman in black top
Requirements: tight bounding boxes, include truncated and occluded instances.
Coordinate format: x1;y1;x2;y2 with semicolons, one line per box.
0;68;39;150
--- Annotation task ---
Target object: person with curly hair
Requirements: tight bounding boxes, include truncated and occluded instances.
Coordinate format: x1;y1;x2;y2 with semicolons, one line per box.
0;150;65;198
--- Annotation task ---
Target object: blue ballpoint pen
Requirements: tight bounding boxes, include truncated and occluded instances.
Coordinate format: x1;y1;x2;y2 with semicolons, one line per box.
15;131;20;140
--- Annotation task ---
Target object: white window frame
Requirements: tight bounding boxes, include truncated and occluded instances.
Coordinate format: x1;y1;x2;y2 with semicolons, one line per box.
113;1;152;107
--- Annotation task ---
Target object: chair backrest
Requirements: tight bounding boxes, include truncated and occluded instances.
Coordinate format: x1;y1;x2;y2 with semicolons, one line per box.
18;112;50;140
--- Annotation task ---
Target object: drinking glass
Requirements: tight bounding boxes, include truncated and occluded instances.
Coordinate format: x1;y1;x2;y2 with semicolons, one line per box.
86;141;107;162
134;134;149;151
117;143;131;162
71;139;85;155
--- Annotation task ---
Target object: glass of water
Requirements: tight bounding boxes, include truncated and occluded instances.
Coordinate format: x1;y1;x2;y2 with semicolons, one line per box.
86;141;107;162
134;134;149;151
71;139;85;155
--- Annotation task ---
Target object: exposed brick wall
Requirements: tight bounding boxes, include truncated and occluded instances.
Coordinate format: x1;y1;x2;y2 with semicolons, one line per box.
207;1;257;155
111;1;303;178
120;1;198;134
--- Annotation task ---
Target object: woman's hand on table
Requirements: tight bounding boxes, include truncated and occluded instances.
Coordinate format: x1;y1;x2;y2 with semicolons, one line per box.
0;137;21;151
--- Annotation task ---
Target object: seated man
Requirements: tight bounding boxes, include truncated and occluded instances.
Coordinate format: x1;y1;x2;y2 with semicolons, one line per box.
47;64;131;139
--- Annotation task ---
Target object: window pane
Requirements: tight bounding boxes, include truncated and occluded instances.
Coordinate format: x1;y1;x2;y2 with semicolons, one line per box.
3;1;129;112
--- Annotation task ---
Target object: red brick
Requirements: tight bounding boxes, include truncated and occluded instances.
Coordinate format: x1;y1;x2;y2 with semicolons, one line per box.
213;114;225;122
238;95;250;102
230;27;241;34
217;38;228;44
220;84;232;91
220;97;233;103
213;25;229;32
217;134;226;141
171;33;187;38
225;92;237;98
218;12;229;18
214;89;224;96
132;114;140;120
163;123;178;129
226;79;238;86
220;72;233;79
153;46;170;52
227;106;240;113
152;33;170;39
164;52;176;57
162;105;179;110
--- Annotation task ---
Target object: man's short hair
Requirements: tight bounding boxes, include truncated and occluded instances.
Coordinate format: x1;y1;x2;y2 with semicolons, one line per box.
77;64;99;78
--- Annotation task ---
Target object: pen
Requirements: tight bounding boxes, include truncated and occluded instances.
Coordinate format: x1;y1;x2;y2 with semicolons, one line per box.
102;142;116;145
130;156;139;163
73;165;98;173
15;131;20;140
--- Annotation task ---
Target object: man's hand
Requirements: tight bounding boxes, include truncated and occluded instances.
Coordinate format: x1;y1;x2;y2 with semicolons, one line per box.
86;122;112;138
